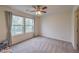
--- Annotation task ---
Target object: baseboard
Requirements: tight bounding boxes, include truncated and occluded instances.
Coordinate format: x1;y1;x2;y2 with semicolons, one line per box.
41;35;72;44
34;35;40;37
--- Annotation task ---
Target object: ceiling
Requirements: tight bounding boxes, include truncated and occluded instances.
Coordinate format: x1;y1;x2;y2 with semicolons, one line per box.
7;5;74;15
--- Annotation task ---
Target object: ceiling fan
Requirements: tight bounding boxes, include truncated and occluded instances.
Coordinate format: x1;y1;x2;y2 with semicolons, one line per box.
26;5;47;15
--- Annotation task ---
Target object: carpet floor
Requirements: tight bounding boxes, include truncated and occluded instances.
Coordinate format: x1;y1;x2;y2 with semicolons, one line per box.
11;37;77;53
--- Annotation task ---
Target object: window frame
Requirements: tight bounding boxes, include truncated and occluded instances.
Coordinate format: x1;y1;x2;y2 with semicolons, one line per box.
11;15;34;36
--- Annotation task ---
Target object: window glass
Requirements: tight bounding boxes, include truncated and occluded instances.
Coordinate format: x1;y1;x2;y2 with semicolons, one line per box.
25;18;34;32
12;16;24;25
25;25;33;32
11;15;24;36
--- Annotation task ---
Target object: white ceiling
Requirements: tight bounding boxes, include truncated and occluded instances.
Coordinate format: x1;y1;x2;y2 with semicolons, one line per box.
7;5;74;15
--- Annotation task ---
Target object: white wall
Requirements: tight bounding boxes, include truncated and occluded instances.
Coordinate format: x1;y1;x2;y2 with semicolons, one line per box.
41;12;72;43
12;33;34;44
0;9;7;42
34;16;41;36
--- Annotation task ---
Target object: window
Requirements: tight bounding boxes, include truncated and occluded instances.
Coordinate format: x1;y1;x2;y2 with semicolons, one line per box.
11;15;24;36
11;15;34;36
25;18;34;32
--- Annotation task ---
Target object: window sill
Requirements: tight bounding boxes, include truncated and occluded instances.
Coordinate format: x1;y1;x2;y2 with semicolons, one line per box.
12;32;34;37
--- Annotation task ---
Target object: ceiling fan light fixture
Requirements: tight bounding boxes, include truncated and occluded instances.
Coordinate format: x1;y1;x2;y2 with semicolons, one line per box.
36;11;42;15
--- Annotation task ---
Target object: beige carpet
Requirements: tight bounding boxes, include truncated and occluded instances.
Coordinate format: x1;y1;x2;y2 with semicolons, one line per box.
11;37;77;53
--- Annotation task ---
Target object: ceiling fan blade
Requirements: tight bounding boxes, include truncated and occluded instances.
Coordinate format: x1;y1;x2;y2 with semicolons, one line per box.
41;11;47;13
42;6;47;10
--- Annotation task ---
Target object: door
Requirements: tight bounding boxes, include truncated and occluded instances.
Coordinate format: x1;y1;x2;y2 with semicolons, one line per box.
76;7;79;49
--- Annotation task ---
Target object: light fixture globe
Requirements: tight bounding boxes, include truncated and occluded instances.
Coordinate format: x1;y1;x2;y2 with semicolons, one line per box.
36;11;42;15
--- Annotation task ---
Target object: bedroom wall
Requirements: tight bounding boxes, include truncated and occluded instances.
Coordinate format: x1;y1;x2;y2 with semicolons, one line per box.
0;9;7;42
34;16;41;36
41;11;73;43
12;33;34;44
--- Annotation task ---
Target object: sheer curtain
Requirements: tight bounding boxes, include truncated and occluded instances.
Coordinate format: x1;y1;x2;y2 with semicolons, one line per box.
5;11;12;46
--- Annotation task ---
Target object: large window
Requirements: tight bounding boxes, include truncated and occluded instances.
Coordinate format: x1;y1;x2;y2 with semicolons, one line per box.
25;18;34;32
11;15;34;36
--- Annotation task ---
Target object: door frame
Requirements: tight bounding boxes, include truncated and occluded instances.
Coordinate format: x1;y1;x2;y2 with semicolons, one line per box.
74;6;79;50
76;7;79;50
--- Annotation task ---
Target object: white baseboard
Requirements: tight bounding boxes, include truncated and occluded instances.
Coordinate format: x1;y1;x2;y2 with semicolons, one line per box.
41;34;72;43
